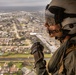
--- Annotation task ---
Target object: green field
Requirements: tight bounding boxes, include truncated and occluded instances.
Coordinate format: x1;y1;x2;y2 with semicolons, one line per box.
0;52;52;58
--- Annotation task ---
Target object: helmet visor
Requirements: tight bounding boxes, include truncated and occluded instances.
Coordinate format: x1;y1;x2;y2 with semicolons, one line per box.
45;10;56;26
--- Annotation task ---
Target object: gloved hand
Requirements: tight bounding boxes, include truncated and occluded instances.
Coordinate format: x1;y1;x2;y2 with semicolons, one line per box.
31;42;44;63
31;42;44;54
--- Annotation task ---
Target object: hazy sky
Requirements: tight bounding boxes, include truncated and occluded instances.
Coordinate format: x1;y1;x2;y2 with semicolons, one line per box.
0;0;51;6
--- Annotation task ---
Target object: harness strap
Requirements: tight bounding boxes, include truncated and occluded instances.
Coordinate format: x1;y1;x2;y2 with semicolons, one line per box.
58;45;76;74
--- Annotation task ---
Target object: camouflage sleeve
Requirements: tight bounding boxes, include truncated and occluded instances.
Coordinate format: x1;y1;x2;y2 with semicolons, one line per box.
35;60;49;75
64;50;76;75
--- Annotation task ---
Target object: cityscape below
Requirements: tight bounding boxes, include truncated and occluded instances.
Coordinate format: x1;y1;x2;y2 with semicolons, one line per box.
0;7;60;75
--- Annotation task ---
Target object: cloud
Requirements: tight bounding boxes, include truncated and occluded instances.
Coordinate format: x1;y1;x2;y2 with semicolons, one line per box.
0;0;51;6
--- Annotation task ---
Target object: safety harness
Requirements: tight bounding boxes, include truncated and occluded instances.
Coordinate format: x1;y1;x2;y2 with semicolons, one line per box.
48;36;76;74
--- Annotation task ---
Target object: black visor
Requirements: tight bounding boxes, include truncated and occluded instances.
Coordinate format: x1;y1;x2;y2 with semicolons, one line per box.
45;9;56;25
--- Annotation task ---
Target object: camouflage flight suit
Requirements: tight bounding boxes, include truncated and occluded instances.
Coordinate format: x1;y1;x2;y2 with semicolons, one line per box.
34;36;76;75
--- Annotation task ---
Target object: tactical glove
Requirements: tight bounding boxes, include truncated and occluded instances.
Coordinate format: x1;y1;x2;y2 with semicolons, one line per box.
31;42;44;63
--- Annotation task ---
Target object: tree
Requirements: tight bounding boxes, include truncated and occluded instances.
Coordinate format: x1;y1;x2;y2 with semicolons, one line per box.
8;62;13;67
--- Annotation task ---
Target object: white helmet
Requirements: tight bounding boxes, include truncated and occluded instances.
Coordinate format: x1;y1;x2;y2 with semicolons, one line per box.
48;0;76;14
46;0;76;35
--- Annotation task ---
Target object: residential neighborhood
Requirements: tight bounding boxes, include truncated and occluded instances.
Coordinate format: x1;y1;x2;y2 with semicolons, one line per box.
0;11;60;75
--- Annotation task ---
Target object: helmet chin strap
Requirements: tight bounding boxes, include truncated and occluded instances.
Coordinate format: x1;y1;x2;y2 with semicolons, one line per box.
55;29;70;43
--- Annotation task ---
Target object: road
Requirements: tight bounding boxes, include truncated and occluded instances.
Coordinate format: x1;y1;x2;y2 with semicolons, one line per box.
0;57;50;61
